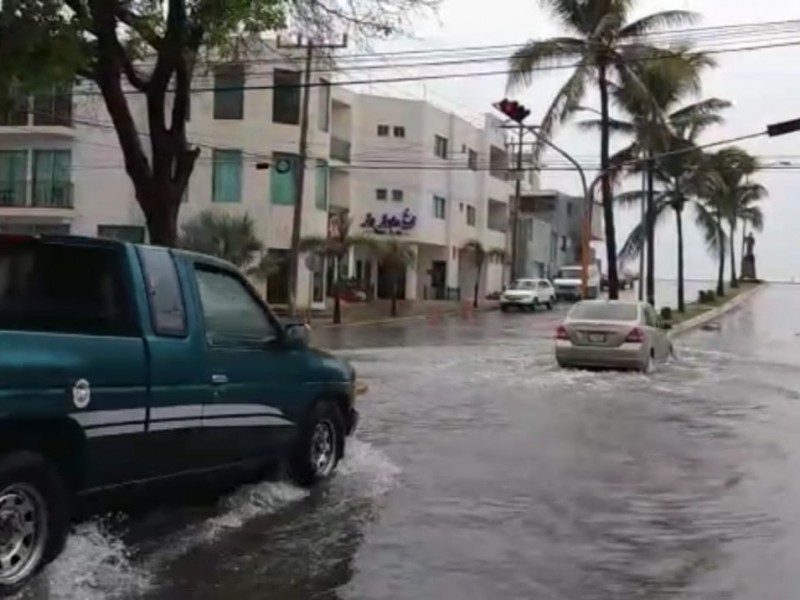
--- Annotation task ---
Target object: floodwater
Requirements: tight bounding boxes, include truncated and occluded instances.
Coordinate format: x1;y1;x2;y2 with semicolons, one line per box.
19;284;800;600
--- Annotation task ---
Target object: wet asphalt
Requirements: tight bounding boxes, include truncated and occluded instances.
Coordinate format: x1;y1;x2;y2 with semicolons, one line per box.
21;284;800;600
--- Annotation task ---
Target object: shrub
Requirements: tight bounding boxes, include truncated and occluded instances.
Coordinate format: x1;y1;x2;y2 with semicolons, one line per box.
698;290;717;304
660;306;673;321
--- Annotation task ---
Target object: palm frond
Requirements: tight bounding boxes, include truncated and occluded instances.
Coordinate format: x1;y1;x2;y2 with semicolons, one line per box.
576;117;635;135
618;10;699;39
528;62;592;162
694;202;727;257
741;206;765;231
179;210;264;268
618;221;645;264
506;37;585;91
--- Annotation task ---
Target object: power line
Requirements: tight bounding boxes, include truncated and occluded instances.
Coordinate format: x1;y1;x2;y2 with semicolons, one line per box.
133;18;800;67
70;38;800;96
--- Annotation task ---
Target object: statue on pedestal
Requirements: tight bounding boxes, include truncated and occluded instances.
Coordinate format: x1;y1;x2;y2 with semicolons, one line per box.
741;233;757;280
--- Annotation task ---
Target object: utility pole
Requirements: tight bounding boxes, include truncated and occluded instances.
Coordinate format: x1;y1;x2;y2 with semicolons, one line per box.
510;123;524;282
638;169;646;301
278;35;347;315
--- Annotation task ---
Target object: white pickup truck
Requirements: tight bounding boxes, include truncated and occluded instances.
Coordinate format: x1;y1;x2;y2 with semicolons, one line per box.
552;265;601;301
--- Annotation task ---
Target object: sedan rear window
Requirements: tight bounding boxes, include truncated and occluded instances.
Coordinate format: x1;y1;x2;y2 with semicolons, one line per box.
569;302;638;321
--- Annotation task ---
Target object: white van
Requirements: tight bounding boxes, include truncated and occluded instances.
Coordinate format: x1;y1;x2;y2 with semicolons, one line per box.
552;264;601;301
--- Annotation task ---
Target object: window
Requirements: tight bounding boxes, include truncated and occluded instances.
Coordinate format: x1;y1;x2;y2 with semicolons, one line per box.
137;246;186;337
392;189;403;202
393;126;405;138
466;205;476;226
270;153;299;205
0;240;135;336
318;79;331;132
32;150;71;208
566;202;573;216
0;151;28;207
561;236;567;252
213;64;244;120
459;202;463;212
569;302;638;322
212;150;242;203
468;149;478;171
376;188;387;201
272;69;301;125
434;135;448;159
377;124;390;136
433;195;446;219
98;225;146;243
315;159;328;211
0;222;70;235
32;86;72;126
195;267;276;344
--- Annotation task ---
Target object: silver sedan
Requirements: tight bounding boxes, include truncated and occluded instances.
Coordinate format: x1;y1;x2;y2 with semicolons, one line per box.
555;300;673;372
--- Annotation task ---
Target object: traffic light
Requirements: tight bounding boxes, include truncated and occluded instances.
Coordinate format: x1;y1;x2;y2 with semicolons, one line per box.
494;98;531;123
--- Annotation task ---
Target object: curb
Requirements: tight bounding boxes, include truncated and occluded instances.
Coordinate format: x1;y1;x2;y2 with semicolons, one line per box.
668;284;764;337
312;304;500;330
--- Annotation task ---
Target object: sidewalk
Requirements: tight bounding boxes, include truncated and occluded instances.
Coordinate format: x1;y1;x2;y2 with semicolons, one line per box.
277;299;500;328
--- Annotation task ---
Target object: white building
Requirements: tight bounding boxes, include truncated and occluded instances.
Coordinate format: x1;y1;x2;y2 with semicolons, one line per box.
0;44;513;308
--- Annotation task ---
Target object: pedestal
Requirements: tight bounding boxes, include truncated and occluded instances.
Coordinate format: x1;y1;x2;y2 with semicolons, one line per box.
741;254;757;280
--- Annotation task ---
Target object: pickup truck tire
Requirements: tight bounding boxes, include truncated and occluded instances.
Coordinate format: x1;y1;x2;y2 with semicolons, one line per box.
0;452;69;596
289;401;346;488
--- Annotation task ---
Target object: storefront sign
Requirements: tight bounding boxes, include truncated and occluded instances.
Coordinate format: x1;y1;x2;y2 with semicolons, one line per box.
360;208;416;235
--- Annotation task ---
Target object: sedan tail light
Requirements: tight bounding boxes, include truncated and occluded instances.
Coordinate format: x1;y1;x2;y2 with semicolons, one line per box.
625;327;644;343
555;325;569;340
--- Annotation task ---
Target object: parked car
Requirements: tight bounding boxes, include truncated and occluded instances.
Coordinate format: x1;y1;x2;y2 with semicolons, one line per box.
0;234;363;593
555;300;673;372
552;265;601;301
500;279;556;312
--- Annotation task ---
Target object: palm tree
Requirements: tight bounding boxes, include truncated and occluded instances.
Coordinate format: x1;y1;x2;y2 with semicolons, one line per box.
376;239;416;318
580;49;724;311
506;0;697;300
299;217;377;325
694;148;761;296
461;240;506;309
179;210;263;268
726;178;767;287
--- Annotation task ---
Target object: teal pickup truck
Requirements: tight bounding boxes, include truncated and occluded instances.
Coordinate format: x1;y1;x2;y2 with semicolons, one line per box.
0;234;361;593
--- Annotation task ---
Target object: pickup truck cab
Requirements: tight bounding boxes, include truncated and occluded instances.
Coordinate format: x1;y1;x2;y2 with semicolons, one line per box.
0;234;361;593
553;265;601;301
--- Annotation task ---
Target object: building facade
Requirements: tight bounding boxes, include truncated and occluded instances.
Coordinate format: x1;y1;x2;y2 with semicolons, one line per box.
0;44;513;307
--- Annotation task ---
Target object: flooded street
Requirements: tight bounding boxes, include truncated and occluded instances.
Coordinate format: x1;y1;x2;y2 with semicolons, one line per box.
20;284;800;599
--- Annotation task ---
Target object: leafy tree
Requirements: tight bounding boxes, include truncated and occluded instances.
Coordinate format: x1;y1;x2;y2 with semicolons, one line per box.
0;0;433;246
376;239;415;317
506;0;697;299
461;240;505;309
299;216;377;324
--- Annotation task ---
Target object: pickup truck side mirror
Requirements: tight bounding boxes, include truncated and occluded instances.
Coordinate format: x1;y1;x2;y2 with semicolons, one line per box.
284;322;311;347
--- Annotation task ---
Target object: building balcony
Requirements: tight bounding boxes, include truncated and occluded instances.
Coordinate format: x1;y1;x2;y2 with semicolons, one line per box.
0;181;74;210
330;136;351;163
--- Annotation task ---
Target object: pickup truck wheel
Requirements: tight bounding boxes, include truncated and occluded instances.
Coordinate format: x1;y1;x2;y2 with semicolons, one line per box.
290;401;345;488
0;452;69;596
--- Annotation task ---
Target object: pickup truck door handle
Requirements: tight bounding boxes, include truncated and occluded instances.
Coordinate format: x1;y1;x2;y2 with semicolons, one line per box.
211;374;229;385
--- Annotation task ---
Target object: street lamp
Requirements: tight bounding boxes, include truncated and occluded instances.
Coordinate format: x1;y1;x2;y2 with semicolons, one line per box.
523;125;593;299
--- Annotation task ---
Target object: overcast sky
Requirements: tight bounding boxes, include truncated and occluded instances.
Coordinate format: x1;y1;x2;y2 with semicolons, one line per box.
356;0;800;283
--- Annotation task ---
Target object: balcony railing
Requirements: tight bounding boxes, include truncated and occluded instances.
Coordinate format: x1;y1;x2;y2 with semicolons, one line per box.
0;180;74;209
330;136;351;163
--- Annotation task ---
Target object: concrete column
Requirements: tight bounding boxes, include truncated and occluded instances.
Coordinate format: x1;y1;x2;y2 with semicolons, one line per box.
447;245;460;300
346;245;356;278
405;244;418;301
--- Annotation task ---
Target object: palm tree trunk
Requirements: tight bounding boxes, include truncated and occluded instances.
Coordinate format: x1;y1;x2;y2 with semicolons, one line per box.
729;223;738;287
391;276;399;317
598;64;619;300
675;205;685;313
332;262;342;325
716;214;725;297
473;264;481;309
645;156;656;306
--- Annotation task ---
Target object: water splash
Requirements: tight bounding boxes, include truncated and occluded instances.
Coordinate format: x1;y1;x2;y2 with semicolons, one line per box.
338;438;402;496
20;521;151;600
